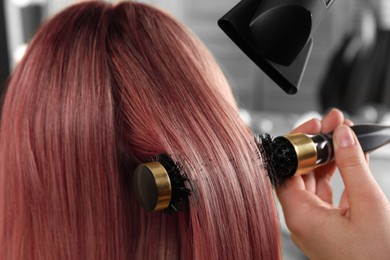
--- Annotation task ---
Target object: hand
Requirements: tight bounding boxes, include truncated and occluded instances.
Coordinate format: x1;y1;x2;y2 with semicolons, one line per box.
277;109;390;259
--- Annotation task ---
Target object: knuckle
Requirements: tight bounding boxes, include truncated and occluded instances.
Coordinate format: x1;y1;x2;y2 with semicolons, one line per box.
337;153;366;169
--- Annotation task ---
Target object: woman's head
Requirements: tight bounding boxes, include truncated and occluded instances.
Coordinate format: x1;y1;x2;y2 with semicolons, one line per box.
0;2;280;259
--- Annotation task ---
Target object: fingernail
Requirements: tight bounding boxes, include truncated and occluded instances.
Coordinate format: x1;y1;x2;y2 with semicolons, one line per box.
335;125;355;148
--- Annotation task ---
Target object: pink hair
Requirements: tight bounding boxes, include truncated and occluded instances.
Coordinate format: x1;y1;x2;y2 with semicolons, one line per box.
0;2;281;259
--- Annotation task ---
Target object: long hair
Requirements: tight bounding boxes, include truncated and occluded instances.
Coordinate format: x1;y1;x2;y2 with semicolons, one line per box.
0;2;281;259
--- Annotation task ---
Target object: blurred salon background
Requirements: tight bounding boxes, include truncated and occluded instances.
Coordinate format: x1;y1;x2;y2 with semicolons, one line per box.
1;0;390;259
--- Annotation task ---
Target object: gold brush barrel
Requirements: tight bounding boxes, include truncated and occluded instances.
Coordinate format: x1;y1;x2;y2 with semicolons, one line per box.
284;133;317;176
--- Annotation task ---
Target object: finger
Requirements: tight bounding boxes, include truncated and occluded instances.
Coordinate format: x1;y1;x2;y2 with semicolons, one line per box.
343;118;370;164
291;118;321;135
302;172;316;193
314;162;336;204
343;117;372;164
320;108;344;134
333;125;380;212
344;118;354;126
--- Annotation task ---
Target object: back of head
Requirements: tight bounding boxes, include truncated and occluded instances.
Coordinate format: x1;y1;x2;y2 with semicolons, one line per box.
0;1;281;259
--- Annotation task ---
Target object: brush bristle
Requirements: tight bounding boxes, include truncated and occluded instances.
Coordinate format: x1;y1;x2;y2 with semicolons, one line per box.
255;134;298;187
157;154;192;215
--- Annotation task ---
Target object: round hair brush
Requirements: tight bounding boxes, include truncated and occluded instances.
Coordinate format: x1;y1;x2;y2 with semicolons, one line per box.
257;124;390;187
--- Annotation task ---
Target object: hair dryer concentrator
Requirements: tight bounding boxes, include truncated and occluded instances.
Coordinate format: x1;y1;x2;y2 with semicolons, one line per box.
218;0;335;94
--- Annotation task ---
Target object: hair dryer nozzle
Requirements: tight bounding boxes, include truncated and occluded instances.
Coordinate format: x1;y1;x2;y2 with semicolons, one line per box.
218;0;329;94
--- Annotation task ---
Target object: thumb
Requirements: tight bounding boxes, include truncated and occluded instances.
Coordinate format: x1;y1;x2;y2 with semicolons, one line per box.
333;125;379;211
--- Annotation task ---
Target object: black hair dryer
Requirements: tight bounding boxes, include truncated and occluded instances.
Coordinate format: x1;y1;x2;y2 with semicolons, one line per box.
218;0;335;94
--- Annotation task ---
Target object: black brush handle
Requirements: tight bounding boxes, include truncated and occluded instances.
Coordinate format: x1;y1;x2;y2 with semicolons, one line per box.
308;124;390;169
351;124;390;153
